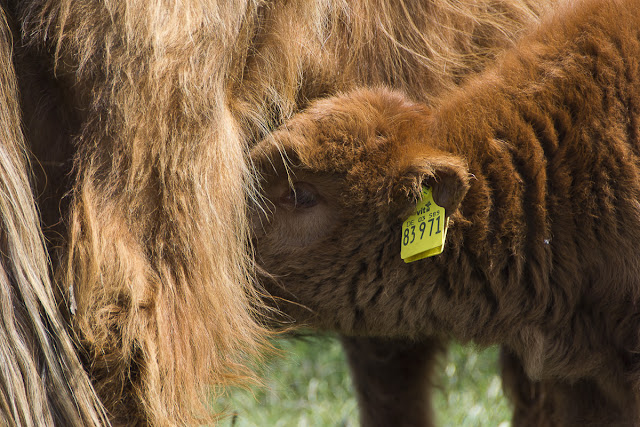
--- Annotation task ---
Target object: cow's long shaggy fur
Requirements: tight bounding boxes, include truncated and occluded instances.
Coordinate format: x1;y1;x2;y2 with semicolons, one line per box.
0;8;108;426
253;0;640;424
13;1;269;424
2;0;550;424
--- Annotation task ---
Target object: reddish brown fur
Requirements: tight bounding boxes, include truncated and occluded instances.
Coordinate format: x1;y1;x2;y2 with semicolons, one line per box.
341;337;445;427
253;1;640;424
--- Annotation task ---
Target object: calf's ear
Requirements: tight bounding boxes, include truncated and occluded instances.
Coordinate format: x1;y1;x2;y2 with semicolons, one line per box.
395;155;470;218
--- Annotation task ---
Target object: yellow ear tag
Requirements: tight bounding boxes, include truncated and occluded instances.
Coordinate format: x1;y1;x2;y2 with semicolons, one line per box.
401;186;449;263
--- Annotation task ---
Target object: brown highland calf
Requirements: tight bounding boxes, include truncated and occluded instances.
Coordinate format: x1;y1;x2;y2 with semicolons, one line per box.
1;0;549;424
253;0;640;424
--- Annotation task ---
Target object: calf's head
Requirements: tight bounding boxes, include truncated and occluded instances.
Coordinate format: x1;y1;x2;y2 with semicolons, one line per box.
251;88;470;333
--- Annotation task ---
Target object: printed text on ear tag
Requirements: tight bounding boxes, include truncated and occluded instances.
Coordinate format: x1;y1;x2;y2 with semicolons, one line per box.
401;186;449;263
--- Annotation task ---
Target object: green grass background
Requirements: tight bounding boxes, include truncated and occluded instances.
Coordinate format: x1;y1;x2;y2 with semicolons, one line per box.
215;335;512;426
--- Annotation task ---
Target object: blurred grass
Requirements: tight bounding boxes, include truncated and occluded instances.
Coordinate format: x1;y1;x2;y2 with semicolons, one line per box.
214;336;511;427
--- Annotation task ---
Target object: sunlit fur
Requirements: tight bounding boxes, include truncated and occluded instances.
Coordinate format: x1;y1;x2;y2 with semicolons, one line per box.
253;0;640;424
2;0;550;424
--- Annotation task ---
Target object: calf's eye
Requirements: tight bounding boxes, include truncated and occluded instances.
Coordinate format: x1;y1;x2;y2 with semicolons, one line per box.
280;182;318;209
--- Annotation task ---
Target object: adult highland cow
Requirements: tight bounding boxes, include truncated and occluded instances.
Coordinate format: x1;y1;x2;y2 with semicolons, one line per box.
2;0;548;424
252;0;640;425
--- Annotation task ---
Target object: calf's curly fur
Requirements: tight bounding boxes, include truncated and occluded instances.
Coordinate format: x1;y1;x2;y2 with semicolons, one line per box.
253;0;640;424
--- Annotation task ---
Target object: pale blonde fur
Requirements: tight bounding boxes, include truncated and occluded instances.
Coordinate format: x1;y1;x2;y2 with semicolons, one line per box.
0;6;108;426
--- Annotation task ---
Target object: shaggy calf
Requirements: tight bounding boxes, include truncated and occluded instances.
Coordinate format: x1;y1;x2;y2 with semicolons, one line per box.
4;0;548;424
252;0;640;424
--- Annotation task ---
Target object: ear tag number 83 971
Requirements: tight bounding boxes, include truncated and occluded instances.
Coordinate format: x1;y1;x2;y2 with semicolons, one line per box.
400;186;449;263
